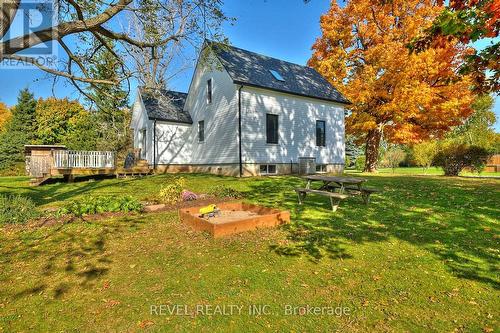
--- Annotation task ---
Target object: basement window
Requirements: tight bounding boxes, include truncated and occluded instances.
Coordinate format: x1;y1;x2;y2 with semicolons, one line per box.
269;70;285;82
316;164;327;173
260;164;277;175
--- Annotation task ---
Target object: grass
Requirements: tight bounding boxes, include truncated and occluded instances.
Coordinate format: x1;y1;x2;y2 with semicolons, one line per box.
0;172;499;331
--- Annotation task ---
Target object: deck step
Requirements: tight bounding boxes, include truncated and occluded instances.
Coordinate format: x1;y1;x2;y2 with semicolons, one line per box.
29;176;50;186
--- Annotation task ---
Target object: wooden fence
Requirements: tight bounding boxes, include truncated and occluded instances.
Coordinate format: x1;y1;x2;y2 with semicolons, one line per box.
52;150;115;169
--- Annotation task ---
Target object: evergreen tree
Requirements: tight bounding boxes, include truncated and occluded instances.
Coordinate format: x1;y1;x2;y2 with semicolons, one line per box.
88;46;131;157
0;89;37;169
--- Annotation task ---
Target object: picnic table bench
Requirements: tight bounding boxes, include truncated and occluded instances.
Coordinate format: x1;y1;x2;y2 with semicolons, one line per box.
295;175;380;211
294;188;349;211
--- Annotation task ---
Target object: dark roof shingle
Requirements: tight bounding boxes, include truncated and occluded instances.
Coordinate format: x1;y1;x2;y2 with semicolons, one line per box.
208;41;350;104
139;88;192;124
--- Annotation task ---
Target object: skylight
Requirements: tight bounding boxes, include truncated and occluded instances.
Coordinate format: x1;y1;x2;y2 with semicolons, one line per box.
269;69;285;82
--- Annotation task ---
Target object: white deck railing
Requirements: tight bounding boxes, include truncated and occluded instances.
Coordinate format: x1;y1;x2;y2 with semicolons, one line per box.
52;150;115;169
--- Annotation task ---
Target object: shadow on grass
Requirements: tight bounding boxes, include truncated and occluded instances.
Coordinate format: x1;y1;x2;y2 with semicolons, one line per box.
245;175;500;289
2;215;145;299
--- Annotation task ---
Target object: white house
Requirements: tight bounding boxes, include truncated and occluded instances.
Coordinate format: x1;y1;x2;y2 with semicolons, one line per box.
131;41;350;177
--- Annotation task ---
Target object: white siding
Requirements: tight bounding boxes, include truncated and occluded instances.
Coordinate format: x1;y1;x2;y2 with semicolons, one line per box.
155;122;191;164
240;86;345;165
131;50;346;171
130;91;154;164
182;51;239;165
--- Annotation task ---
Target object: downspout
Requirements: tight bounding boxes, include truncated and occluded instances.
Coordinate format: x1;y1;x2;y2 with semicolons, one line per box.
238;85;243;178
153;119;157;170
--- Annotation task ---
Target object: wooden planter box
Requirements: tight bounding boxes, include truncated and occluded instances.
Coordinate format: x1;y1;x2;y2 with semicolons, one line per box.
178;202;290;238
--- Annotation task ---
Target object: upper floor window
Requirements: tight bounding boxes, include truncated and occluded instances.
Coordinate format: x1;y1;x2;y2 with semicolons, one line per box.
316;120;326;147
207;79;212;104
198;120;205;142
266;114;279;144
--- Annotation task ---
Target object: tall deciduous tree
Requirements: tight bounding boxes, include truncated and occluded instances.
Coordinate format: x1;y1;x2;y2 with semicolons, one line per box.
449;94;499;151
410;0;499;93
309;0;475;172
0;89;37;169
34;97;98;150
0;1;231;102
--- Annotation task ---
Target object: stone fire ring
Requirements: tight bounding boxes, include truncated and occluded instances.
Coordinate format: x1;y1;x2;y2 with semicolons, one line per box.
178;201;290;238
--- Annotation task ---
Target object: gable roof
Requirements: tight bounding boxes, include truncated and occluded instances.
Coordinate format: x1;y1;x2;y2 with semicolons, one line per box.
139;88;192;124
207;41;350;104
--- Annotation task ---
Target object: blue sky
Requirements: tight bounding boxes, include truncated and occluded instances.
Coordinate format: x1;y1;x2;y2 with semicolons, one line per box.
0;0;498;130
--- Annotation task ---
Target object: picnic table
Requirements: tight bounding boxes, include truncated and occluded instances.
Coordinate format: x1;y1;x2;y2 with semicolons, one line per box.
295;175;379;211
304;175;366;193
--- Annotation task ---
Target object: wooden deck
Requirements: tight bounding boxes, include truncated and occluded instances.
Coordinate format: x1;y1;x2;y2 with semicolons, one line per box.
25;146;151;186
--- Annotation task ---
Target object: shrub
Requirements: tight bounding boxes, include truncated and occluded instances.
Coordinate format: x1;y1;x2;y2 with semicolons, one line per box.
0;195;39;224
344;156;352;169
207;184;243;199
355;155;366;171
412;141;438;171
433;144;491;176
468;146;492;174
381;147;406;172
57;196;143;217
157;177;186;205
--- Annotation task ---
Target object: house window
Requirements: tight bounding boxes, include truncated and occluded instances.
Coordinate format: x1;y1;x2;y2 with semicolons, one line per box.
316;164;327;173
266;114;279;144
316;120;326;147
260;164;277;175
198;120;205;142
139;129;147;159
207;79;212;104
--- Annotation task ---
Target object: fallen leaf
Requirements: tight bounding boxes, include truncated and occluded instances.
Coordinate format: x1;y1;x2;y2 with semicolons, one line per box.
138;320;154;329
100;281;110;291
104;299;121;308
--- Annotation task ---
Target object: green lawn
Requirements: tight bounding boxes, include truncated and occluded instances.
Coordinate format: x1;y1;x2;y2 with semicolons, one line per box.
0;173;499;332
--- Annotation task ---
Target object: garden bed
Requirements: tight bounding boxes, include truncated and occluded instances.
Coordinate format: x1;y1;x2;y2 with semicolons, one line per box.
179;202;290;238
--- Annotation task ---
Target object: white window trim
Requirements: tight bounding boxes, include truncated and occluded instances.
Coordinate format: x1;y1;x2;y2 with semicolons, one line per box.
260;164;277;175
316;164;327;173
207;78;213;104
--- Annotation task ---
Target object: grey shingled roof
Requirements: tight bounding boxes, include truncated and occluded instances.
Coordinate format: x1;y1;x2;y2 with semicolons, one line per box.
208;41;350;104
139;88;192;124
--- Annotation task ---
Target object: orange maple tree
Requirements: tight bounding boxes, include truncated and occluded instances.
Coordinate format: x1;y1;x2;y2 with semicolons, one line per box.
0;102;11;132
309;0;475;172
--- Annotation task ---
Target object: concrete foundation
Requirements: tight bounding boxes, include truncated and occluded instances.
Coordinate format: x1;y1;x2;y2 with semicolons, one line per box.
154;163;344;177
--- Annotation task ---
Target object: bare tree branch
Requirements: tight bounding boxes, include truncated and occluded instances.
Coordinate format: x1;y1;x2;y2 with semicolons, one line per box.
0;0;132;55
3;54;117;84
0;0;20;39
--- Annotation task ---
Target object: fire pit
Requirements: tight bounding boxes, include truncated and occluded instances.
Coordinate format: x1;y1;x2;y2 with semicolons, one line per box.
178;202;290;238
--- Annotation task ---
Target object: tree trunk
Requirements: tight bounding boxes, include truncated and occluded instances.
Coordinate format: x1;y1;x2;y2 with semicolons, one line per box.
364;128;382;172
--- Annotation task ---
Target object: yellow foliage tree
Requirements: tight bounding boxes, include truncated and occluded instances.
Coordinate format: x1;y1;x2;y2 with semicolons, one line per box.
0;102;11;132
309;0;475;172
